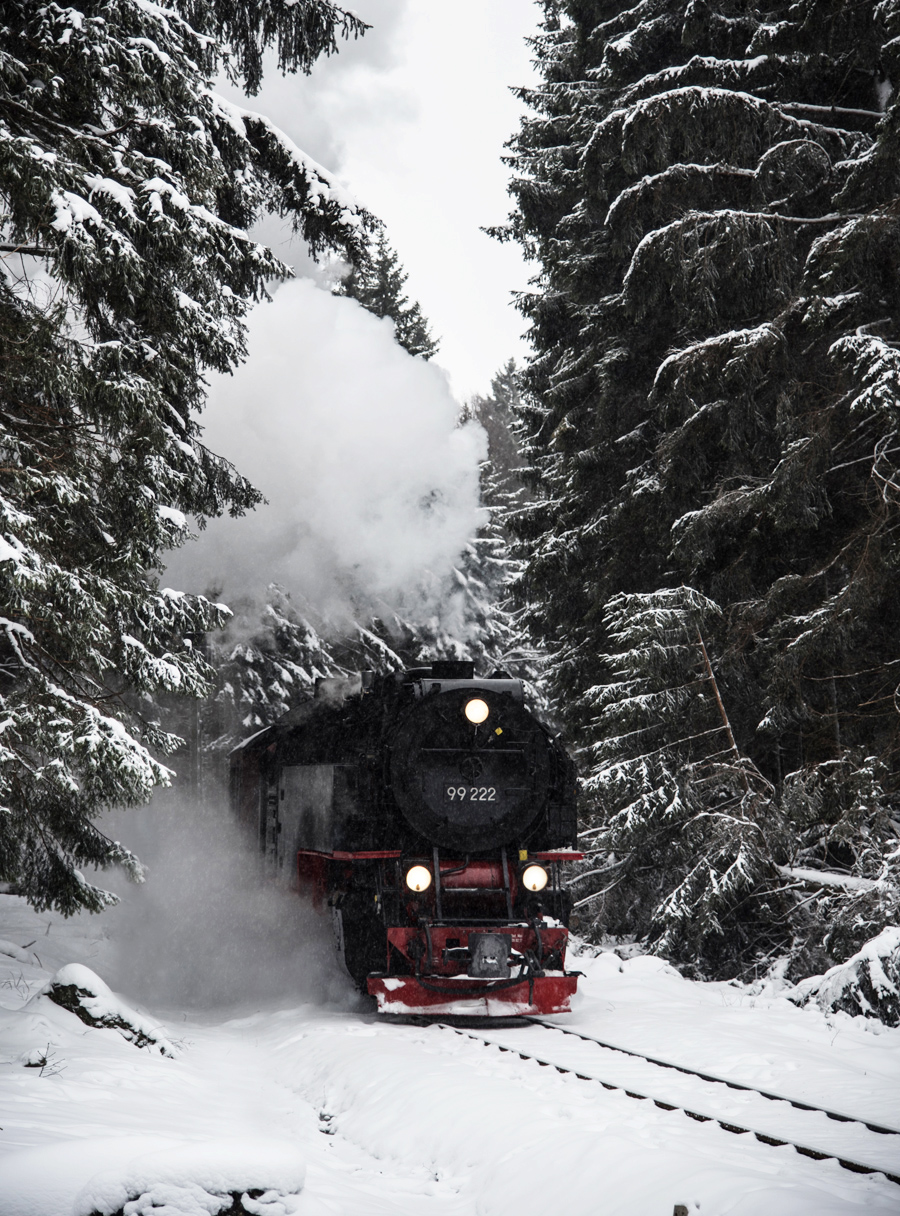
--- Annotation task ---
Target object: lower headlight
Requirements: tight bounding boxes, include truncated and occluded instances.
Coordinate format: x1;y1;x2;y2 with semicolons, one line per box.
405;864;432;892
521;864;549;892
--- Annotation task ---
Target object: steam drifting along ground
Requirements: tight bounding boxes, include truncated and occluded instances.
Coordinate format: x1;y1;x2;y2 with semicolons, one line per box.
94;792;354;1011
165;277;485;627
1;813;899;1216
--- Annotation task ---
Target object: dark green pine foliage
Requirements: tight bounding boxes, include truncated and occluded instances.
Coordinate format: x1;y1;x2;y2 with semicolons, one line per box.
0;0;371;913
335;232;439;358
501;0;900;977
464;359;528;502
203;587;407;753
578;586;791;975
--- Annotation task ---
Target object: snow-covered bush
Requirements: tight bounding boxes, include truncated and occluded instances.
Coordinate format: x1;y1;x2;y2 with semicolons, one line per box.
788;927;900;1026
74;1140;305;1216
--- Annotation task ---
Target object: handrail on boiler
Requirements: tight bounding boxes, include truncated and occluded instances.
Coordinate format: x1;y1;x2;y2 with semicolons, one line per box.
432;845;443;921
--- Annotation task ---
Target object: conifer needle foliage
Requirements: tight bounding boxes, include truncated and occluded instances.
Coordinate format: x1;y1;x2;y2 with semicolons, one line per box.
334;232;439;359
0;0;372;913
501;0;900;979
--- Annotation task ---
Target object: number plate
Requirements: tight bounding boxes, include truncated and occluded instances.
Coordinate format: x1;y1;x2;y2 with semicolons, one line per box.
444;785;497;802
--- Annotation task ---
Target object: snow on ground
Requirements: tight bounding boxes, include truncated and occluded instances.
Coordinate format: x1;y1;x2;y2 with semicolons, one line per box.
561;946;900;1125
1;891;899;1216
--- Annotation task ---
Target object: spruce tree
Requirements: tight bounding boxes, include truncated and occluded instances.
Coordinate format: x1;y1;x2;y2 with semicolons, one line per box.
579;586;790;975
501;0;900;977
0;0;371;913
464;359;527;501
335;232;439;358
457;361;548;706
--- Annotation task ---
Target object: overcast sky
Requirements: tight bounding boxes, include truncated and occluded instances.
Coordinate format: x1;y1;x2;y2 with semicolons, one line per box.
238;0;542;400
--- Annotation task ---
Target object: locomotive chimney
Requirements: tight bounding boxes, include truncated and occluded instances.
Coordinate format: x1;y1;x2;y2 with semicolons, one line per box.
430;659;475;680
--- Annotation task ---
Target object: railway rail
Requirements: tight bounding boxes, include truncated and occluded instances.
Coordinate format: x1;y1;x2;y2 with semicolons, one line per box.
424;1017;900;1186
522;1017;900;1136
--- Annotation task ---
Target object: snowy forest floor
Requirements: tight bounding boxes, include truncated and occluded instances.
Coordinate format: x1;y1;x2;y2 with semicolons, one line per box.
1;816;900;1215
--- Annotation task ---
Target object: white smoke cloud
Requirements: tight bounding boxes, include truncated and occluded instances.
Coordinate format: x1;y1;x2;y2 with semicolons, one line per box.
165;276;486;621
99;791;357;1012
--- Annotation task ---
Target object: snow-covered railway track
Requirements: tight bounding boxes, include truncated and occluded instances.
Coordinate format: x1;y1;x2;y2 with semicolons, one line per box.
428;1020;900;1187
523;1017;900;1137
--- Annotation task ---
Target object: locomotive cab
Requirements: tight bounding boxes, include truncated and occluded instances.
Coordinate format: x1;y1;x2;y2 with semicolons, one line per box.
229;660;582;1017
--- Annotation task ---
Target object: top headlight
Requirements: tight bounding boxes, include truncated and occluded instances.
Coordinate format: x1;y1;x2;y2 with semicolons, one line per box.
521;864;549;892
464;697;490;724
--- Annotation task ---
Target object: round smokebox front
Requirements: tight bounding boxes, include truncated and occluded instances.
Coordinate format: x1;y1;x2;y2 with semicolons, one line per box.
389;688;551;850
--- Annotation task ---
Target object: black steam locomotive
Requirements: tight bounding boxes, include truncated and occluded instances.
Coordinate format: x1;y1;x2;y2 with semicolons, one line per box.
230;660;582;1015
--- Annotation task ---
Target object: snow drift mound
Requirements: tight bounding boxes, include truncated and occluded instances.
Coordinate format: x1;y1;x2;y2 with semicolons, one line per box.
39;964;177;1057
0;936;39;965
73;1139;306;1216
788;927;900;1026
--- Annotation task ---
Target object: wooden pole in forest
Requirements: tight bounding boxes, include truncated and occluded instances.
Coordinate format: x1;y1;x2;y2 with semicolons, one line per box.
696;627;750;793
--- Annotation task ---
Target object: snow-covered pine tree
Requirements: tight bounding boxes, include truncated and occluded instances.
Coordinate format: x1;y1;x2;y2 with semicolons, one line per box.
577;586;790;975
778;754;900;974
463;359;527;501
500;0;900;976
456;360;549;708
0;0;371;913
386;535;542;696
334;231;439;358
199;585;408;762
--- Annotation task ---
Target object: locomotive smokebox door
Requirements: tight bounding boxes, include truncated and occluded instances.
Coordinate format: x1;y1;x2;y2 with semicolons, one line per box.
468;933;510;978
389;686;553;850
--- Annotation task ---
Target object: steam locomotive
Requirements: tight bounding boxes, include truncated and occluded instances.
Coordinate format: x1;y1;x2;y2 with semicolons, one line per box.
229;660;582;1016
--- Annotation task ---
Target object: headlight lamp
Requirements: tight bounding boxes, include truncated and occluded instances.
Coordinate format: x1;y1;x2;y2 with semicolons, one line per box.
464;697;490;724
405;864;432;893
521;864;549;893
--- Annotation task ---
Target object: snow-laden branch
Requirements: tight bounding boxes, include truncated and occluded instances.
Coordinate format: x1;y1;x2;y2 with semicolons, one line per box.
206;91;364;232
0;244;50;257
776;864;878;892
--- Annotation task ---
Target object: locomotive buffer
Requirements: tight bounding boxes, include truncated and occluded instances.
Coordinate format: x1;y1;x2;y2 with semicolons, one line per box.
230;661;582;1017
